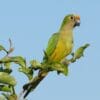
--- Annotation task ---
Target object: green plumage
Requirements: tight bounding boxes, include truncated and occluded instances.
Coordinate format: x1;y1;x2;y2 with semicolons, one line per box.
43;14;80;63
46;33;59;57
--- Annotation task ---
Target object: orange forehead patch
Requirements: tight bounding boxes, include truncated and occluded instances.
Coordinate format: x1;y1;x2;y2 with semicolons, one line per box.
75;15;80;20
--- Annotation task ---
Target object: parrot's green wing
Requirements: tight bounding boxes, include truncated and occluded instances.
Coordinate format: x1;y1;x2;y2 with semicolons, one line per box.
46;33;59;56
43;33;59;61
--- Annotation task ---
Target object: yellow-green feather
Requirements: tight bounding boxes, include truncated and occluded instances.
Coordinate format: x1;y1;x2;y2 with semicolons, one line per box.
44;15;74;63
45;30;73;62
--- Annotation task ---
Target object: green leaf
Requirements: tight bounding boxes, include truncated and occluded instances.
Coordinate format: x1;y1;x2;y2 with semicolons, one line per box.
61;65;68;76
0;45;7;52
8;94;17;100
19;67;33;80
4;62;11;69
74;43;90;59
1;93;9;100
0;57;11;63
10;56;26;67
47;63;69;76
0;95;7;100
55;63;68;76
0;72;16;86
0;85;12;92
30;60;41;70
0;56;26;67
0;67;12;74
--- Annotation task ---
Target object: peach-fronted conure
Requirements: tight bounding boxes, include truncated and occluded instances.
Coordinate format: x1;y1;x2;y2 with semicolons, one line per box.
44;14;80;63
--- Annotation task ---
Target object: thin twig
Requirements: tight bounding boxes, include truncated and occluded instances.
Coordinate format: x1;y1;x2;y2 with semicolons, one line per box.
22;70;48;98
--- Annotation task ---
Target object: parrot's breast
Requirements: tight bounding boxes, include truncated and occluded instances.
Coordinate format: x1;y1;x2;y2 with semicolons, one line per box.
50;32;73;62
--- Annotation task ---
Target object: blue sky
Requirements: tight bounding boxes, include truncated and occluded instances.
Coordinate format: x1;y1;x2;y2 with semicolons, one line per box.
0;0;100;100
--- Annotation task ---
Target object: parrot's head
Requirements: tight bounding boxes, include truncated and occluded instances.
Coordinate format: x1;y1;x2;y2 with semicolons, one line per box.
60;14;80;30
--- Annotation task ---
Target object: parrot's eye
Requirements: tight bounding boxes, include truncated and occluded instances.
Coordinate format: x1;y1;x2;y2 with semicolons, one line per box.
70;16;74;20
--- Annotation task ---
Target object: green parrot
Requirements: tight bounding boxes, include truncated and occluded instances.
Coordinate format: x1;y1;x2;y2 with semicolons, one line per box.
23;14;80;98
44;14;80;63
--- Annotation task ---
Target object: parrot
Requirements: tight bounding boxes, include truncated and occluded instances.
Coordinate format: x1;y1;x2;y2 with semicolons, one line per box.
23;14;80;98
44;14;80;63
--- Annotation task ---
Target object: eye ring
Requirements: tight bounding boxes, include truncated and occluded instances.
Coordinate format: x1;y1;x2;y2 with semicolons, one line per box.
70;16;74;20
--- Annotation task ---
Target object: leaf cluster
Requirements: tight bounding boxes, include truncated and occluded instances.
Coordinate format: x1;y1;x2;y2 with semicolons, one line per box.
0;39;89;99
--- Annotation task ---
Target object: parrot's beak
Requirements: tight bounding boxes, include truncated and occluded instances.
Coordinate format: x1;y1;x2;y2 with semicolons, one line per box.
74;15;80;27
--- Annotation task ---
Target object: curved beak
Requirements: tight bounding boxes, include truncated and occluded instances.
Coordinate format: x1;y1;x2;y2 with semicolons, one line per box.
74;15;80;27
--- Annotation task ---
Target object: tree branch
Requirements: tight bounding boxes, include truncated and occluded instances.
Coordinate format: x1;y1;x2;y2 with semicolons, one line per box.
0;40;89;100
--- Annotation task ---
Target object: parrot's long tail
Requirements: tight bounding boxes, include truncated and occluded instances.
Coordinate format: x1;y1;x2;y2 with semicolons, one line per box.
23;70;48;98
